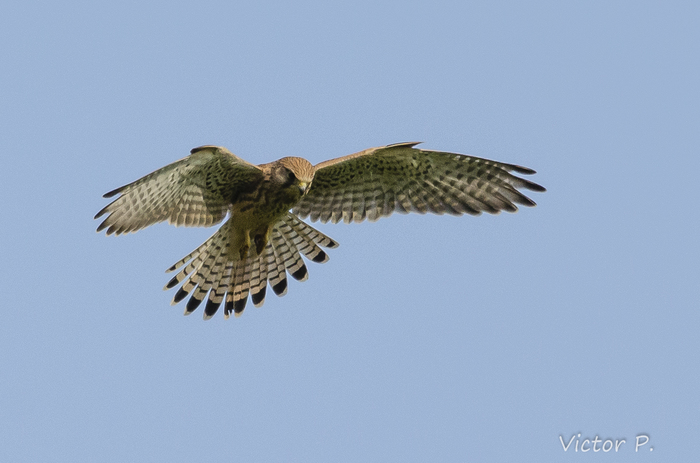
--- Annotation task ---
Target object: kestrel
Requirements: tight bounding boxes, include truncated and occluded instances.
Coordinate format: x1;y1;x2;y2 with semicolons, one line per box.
95;142;545;319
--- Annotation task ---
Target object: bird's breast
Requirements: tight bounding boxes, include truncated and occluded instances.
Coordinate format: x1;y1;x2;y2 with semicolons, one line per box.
231;181;302;228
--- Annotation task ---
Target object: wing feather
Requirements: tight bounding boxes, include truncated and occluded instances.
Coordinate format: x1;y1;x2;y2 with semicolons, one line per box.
294;142;545;223
95;146;263;235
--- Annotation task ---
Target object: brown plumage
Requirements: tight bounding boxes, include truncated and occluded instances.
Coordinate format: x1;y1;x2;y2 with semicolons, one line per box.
95;142;545;319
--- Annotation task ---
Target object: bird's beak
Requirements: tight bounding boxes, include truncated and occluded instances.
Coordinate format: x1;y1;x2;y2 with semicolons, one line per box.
297;181;309;195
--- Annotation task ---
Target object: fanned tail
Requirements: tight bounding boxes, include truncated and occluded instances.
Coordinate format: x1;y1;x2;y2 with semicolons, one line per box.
164;214;338;319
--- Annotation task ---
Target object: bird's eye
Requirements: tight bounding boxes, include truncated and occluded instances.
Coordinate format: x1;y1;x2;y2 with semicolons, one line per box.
284;170;299;187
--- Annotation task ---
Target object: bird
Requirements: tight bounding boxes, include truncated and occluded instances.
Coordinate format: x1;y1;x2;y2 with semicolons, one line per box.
95;142;545;319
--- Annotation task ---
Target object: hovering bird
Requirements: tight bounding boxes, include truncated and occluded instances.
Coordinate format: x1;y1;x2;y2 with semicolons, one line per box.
95;142;545;319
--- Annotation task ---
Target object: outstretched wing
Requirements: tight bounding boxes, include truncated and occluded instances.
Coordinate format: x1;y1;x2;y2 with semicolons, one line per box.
95;146;263;235
293;142;546;224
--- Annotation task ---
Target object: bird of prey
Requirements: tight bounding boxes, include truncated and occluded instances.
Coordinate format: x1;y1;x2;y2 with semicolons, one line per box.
95;142;545;319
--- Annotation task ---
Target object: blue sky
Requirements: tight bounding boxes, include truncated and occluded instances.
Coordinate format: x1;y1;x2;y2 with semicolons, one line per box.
2;1;698;461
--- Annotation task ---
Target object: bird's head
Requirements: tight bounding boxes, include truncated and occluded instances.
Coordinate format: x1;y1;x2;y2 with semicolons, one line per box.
275;157;315;196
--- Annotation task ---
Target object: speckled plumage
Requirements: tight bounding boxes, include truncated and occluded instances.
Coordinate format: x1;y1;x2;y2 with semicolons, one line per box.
96;142;545;319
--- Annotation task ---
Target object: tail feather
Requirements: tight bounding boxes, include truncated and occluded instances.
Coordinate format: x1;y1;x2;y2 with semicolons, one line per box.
203;261;233;319
272;226;308;282
165;214;337;319
189;249;227;308
284;214;339;249
267;233;289;297
165;232;215;273
227;259;252;318
282;217;328;263
180;238;228;315
250;248;268;307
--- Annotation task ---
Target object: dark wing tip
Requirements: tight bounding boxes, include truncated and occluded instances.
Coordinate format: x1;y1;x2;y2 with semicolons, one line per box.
386;141;423;149
186;294;204;313
102;186;124;198
521;178;546;192
95;220;108;232
513;195;536;207
173;287;189;304
504;163;546;193
94;203;111;220
164;276;180;289
506;164;537;175
190;145;218;154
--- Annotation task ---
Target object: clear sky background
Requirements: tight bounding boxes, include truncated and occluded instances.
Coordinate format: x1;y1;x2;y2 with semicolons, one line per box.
1;1;698;461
